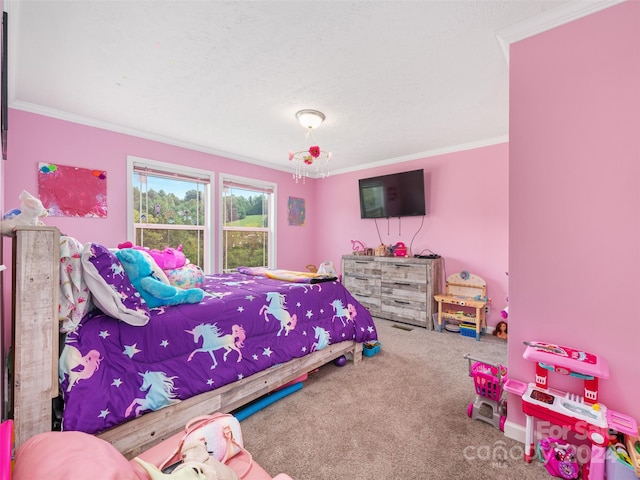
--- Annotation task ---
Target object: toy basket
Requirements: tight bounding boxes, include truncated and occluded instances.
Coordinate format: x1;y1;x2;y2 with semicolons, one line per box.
471;361;506;402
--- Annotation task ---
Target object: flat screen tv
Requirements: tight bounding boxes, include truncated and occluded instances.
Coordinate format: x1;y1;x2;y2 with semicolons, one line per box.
359;169;426;219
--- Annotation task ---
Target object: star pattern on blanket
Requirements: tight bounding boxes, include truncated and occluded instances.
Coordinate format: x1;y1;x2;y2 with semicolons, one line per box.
123;343;141;358
60;270;379;435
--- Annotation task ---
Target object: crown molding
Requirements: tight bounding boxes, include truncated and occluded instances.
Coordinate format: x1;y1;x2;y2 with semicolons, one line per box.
496;0;627;64
12;100;509;178
10;100;282;169
329;136;509;177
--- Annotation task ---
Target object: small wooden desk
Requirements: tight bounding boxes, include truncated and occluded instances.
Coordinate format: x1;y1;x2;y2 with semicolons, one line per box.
434;271;486;340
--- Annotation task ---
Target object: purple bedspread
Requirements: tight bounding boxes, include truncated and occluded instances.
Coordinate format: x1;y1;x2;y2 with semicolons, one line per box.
59;272;378;434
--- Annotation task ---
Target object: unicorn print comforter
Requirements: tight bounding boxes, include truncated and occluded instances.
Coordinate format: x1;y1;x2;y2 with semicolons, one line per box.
59;271;377;435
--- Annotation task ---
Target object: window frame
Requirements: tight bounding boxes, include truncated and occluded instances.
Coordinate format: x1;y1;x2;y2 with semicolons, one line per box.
218;173;277;273
126;155;215;274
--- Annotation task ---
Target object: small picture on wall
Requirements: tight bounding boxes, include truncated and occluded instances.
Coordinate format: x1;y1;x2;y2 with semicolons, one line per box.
288;196;305;226
38;162;107;218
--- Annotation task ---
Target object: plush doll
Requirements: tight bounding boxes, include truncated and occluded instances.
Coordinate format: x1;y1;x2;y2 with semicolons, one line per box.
1;190;48;236
116;242;171;286
135;439;239;480
115;248;204;308
166;263;205;289
148;245;187;270
118;241;187;271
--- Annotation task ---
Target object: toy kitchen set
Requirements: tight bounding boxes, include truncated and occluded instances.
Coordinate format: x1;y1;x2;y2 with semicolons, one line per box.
504;341;639;480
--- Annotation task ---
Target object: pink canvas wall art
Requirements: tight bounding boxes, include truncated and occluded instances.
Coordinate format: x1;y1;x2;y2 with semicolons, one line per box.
38;162;107;217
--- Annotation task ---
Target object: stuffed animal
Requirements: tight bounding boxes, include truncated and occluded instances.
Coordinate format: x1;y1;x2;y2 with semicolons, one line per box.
118;241;187;270
134;440;239;480
1;190;48;236
115;248;204;308
166;263;205;289
116;242;171;286
148;245;187;270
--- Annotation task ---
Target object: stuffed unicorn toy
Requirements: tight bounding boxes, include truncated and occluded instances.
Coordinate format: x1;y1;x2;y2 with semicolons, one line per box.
1;190;48;236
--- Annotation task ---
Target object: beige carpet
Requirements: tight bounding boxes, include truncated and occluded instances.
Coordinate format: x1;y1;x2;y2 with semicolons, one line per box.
239;318;549;480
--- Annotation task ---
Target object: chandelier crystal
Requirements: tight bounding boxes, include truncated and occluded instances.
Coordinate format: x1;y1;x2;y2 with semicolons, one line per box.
288;109;332;183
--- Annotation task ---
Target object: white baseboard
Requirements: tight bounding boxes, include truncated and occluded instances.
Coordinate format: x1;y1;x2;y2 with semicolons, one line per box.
503;420;526;444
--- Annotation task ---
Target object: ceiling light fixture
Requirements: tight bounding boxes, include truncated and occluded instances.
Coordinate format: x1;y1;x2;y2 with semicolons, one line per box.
289;109;332;183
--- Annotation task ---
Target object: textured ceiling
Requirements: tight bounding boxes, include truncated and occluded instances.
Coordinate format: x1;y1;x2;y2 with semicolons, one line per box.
7;0;591;175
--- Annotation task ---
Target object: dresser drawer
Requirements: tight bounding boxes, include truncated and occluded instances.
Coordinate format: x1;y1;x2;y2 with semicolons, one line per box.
349;292;381;315
343;274;381;297
380;296;427;326
380;261;427;284
380;280;427;302
343;257;380;277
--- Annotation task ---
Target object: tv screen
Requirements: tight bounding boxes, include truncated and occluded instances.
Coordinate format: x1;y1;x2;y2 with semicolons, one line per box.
359;169;426;219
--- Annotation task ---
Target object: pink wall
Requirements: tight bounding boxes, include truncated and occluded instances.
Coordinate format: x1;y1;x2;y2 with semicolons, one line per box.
4;109;511;331
3;109;318;271
508;0;640;428
1;110;322;354
316;143;509;328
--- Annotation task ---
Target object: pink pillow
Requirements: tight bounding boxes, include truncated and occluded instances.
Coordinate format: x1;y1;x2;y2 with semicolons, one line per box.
13;431;145;480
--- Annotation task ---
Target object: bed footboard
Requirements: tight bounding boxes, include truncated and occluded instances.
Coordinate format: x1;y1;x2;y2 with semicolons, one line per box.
10;226;60;449
97;339;361;459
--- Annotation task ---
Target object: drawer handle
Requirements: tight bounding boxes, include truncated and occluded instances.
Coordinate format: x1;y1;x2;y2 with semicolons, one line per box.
393;264;411;268
394;300;411;305
394;282;410;286
355;261;369;264
355;276;368;281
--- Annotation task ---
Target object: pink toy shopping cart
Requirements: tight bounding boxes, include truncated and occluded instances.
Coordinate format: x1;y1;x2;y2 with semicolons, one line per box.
464;354;507;431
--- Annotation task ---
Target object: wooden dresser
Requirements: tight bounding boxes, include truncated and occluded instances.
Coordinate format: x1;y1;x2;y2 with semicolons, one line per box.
342;255;443;329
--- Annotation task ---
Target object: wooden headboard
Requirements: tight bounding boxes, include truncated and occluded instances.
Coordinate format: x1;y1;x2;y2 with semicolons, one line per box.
11;226;60;448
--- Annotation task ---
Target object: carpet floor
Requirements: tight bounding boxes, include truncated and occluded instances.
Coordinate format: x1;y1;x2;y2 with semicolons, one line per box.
239;318;550;479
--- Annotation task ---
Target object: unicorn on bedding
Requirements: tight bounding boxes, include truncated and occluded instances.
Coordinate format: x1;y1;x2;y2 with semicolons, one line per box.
311;326;331;351
260;292;298;336
59;345;102;392
125;370;180;418
330;299;357;326
185;323;246;369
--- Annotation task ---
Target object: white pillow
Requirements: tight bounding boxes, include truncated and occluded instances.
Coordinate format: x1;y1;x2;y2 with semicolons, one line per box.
81;242;150;326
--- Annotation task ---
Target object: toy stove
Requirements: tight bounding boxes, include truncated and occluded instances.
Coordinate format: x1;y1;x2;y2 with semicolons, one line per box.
505;341;638;480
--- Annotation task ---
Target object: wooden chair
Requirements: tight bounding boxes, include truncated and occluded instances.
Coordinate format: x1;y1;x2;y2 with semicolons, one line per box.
434;271;487;340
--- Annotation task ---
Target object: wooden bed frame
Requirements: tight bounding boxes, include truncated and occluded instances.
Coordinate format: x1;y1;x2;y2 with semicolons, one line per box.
9;226;362;459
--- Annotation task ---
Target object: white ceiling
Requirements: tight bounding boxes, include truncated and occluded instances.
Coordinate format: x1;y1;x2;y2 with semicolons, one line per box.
5;1;619;176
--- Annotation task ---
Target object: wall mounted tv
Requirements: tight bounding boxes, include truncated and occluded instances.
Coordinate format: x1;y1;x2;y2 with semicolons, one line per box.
359;169;426;219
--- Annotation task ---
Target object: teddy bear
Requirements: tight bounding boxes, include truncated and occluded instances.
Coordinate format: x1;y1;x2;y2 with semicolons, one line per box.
115;248;204;308
1;190;48;236
134;439;239;480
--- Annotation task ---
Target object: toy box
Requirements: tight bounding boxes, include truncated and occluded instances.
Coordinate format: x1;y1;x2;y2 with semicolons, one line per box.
459;322;478;338
606;445;638;480
363;341;381;357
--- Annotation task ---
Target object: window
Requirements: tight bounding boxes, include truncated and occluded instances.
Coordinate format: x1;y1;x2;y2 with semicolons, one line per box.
127;156;214;273
220;174;276;273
